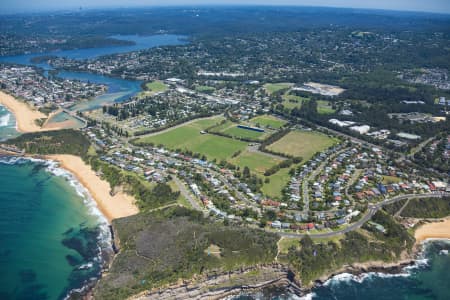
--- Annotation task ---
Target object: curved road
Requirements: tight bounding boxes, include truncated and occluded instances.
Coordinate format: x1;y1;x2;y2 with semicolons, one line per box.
278;192;450;239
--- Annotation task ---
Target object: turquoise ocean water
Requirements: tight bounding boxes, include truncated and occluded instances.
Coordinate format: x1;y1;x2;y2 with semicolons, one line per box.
1;103;110;299
0;34;186;299
234;240;450;300
0;157;110;300
2;33;450;300
0;104;19;141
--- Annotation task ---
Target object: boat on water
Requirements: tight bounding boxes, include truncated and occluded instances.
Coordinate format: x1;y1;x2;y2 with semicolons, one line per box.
439;249;449;255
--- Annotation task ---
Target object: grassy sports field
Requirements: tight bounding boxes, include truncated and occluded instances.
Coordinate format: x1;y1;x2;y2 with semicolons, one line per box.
281;95;335;115
137;80;168;98
264;83;293;95
261;130;336;199
229;150;283;175
250;115;287;129
135;117;248;161
210;120;267;140
267;130;336;160
145;80;168;93
261;167;292;199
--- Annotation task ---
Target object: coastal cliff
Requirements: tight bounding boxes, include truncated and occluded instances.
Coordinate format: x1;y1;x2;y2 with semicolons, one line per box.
129;264;301;300
124;257;419;300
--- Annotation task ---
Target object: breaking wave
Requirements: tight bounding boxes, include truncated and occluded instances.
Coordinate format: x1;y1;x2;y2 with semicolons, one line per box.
0;155;112;298
0;112;11;127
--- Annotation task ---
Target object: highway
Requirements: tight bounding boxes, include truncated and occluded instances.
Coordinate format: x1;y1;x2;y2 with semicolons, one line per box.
278;192;449;239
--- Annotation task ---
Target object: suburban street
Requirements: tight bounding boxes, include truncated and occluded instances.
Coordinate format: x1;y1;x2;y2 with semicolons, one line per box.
279;192;450;239
173;176;204;211
302;147;348;213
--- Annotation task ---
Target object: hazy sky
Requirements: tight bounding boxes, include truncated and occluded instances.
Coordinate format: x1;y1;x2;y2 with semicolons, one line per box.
2;0;450;14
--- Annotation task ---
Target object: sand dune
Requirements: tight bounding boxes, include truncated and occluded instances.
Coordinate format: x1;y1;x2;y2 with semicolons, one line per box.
47;154;139;222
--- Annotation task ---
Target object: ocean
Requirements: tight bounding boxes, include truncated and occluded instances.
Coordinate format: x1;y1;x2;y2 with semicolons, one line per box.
0;34;188;299
233;240;450;300
1;155;449;300
2;33;450;300
0;157;111;300
0;104;19;141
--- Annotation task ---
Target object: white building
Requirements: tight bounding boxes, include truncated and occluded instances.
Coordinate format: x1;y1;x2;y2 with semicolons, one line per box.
349;125;371;135
339;109;353;116
329;119;355;127
397;132;421;140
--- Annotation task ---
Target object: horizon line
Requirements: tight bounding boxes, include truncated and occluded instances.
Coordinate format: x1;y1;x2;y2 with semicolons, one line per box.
2;4;450;17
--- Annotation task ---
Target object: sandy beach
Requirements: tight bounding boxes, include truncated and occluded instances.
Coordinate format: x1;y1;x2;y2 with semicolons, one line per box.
0;91;47;133
414;219;450;243
47;154;139;222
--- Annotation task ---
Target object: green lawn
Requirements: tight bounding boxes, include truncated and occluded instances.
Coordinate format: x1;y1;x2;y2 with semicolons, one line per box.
250;115;287;129
278;237;300;254
168;180;193;209
195;85;216;93
317;100;336;114
222;126;265;140
261;167;293;199
145;80;168;93
192;117;225;129
382;175;402;184
281;96;335;115
209;120;234;132
282;98;304;110
261;130;337;199
210;120;266;140
264;83;293;95
136;117;247;161
267;130;336;161
230;150;283;175
281;92;309;110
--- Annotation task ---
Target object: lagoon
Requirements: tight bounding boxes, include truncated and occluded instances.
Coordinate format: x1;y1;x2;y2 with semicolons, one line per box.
0;34;187;111
0;34;187;299
0;34;186;67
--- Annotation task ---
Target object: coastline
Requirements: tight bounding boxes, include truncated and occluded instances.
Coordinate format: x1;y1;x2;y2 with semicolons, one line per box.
2;89;449;299
0;90;47;133
0;92;140;221
306;221;450;296
0;151;139;222
124;223;450;299
0;153;116;299
414;218;450;242
46;154;139;222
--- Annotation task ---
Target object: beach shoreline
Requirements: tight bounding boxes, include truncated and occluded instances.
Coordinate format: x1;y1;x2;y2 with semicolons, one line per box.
0;90;47;133
0;151;139;222
0;91;138;221
414;218;450;243
46;154;139;222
